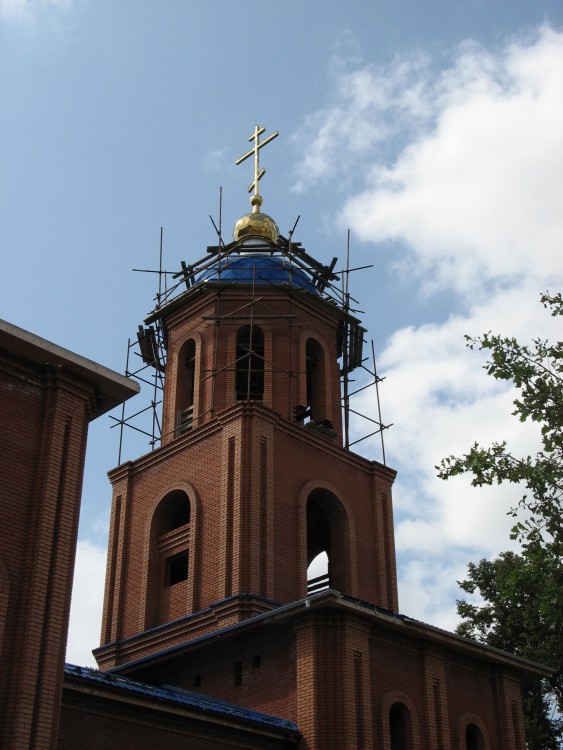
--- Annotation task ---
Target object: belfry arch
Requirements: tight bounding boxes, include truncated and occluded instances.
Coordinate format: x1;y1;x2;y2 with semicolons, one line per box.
305;487;351;595
175;337;197;435
305;337;327;423
235;324;264;402
144;487;198;628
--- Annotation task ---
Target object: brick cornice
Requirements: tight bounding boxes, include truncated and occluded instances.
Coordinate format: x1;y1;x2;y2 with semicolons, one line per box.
107;400;396;484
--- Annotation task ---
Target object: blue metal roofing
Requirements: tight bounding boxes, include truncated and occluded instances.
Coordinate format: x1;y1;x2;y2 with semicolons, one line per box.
197;254;317;293
64;663;297;733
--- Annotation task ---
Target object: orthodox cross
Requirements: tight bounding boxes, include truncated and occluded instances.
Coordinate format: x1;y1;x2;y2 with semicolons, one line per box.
235;125;279;199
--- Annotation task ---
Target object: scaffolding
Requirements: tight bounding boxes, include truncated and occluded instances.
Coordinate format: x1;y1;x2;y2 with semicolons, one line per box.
110;224;391;466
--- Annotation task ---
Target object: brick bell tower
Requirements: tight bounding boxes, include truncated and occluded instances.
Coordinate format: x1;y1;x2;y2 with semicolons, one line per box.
95;127;398;670
94;128;541;750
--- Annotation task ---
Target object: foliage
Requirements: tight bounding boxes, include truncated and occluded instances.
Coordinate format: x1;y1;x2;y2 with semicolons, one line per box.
457;550;563;748
438;292;563;548
437;292;563;749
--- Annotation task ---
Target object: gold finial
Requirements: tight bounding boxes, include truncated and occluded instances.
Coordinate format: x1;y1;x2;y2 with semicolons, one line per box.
235;125;279;213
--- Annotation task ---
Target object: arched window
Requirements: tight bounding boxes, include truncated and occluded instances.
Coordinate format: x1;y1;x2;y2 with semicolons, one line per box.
176;339;196;434
143;488;199;629
156;490;190;587
154;490;191;536
466;723;484;750
389;702;412;750
306;488;348;594
235;325;264;401
305;338;326;422
151;490;191;626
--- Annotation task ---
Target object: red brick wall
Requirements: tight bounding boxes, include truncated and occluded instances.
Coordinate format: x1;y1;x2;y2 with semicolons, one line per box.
121;606;528;750
94;279;528;750
160;288;345;444
134;624;297;723
98;283;398;669
0;353;95;749
98;404;397;668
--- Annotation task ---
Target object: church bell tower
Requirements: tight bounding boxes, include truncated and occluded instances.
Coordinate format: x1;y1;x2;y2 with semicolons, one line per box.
92;128;540;750
95;126;398;670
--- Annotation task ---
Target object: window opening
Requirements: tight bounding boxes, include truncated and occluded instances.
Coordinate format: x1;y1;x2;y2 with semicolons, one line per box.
306;488;347;594
235;325;264;401
177;339;196;434
171;502;190;530
252;654;261;669
234;661;243;686
166;551;188;586
466;724;484;750
156;490;191;536
389;703;409;750
153;489;191;626
305;338;326;423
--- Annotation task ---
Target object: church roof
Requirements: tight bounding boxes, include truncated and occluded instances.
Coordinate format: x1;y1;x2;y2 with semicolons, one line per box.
197;253;317;293
64;663;298;733
0;319;139;418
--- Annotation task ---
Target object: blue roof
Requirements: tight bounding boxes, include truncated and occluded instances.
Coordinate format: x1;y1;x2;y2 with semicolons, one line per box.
64;663;298;733
197;254;317;293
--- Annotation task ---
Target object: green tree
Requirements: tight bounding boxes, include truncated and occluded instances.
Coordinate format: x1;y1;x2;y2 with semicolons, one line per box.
437;292;563;749
456;550;562;748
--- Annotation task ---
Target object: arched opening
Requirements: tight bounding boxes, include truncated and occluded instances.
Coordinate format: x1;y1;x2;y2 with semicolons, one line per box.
389;702;412;750
235;325;264;401
154;490;191;537
306;488;348;594
176;338;196;434
466;723;484;750
150;490;192;626
305;338;326;422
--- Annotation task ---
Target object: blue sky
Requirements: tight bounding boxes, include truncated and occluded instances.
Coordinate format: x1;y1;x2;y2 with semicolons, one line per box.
1;0;562;666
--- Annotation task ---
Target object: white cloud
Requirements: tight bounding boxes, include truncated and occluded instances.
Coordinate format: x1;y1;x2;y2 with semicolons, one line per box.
398;555;471;631
340;28;563;297
67;540;106;667
303;26;563;627
291;41;433;193
0;0;71;22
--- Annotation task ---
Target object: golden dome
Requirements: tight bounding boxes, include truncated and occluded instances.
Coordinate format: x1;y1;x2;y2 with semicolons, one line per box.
233;210;280;243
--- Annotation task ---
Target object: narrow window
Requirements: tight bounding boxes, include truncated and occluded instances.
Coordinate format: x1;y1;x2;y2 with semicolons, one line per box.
176;339;196;434
466;724;484;750
305;338;326;422
234;661;243;686
166;551;188;586
151;489;192;627
155;490;190;535
236;325;264;401
390;703;409;750
252;654;261;669
171;501;190;529
306;488;348;595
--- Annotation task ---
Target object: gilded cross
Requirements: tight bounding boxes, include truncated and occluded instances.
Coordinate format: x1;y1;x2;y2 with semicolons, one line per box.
235;125;279;202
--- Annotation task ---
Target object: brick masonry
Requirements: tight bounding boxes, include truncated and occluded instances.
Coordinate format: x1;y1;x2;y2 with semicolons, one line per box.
93;279;544;749
0;323;136;750
0;266;546;750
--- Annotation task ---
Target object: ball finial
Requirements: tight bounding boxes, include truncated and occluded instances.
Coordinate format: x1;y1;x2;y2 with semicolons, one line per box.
233;211;279;243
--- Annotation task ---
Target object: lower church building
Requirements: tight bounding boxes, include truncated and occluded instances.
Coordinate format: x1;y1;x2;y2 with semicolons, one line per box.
0;129;549;749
